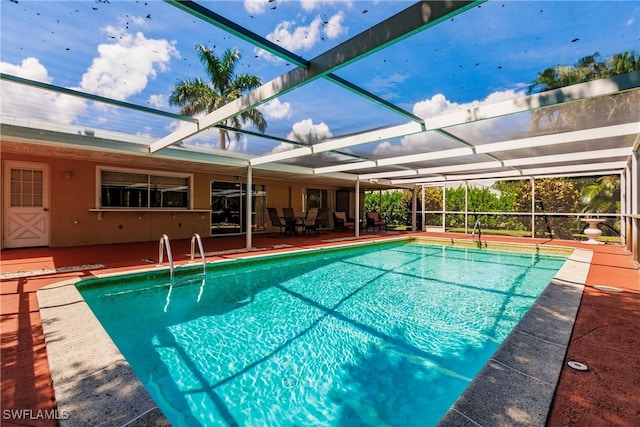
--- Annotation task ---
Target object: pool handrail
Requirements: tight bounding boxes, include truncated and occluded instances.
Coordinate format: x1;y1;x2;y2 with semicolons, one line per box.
472;218;482;247
157;234;174;280
189;233;207;276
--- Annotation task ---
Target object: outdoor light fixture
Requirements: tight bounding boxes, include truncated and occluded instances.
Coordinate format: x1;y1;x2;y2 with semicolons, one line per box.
63;170;73;179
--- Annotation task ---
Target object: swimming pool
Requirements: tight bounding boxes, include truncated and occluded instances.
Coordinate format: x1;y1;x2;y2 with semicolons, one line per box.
76;239;568;426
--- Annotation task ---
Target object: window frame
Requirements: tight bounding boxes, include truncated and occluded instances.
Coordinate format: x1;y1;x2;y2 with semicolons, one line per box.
96;166;194;210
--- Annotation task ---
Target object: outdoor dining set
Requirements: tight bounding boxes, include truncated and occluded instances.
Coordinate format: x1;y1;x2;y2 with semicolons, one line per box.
268;208;386;237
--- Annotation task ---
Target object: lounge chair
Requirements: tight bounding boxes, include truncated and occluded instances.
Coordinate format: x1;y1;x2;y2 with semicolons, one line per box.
267;207;287;236
366;212;387;231
303;207;320;235
333;211;355;231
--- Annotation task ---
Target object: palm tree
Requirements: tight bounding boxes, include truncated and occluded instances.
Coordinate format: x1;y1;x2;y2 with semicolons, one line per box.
608;51;640;76
580;175;620;214
528;50;640;133
169;46;267;150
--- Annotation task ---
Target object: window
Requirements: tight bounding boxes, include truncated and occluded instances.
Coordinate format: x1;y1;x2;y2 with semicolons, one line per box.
99;168;191;209
10;168;43;207
210;181;266;234
305;189;328;210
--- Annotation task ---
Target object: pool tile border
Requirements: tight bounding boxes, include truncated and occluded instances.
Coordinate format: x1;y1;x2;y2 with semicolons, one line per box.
37;238;589;427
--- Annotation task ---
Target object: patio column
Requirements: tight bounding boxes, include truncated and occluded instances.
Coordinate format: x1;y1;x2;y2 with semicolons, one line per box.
246;164;252;250
530;177;536;239
621;170;627;246
442;184;446;231
421;185;425;232
464;181;468;234
632;150;639;262
355;177;360;238
412;186;417;231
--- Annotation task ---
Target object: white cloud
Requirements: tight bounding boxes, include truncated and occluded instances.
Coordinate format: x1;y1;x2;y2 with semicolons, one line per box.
1;57;51;83
0;57;86;124
265;118;333;155
413;90;520;119
76;25;178;100
322;11;347;39
300;0;353;12
262;11;346;55
287;118;332;141
365;71;409;100
413;93;459;118
374;90;526;157
267;17;323;52
127;15;148;28
227;134;249;153
626;8;638;26
148;94;168;109
244;0;269;15
260;98;291;119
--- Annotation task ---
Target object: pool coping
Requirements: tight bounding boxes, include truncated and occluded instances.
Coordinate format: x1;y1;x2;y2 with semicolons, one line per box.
37;237;590;427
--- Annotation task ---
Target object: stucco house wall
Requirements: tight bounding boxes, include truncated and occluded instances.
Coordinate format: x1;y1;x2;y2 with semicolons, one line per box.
1;151;350;248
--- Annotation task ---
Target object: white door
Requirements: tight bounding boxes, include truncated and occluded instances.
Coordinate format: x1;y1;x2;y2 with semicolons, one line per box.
3;161;50;248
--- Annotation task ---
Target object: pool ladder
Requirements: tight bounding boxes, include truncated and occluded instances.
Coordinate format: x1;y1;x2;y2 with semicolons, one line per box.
157;233;207;279
472;219;484;248
159;234;208;311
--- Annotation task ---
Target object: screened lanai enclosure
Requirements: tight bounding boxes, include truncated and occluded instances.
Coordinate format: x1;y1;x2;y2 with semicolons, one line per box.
1;1;639;259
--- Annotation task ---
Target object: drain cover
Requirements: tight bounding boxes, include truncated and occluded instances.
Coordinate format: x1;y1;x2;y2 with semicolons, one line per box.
593;285;623;293
567;361;588;371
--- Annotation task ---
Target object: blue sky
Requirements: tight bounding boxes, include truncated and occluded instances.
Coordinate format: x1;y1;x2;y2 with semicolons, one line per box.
1;0;638;156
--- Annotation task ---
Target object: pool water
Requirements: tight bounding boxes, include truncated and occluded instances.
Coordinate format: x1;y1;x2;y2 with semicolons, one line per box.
78;240;567;426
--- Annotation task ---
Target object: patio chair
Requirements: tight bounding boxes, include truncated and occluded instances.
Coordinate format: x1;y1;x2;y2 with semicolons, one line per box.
303;207;320;235
283;207;295;220
333;211;355;231
366;212;387;231
317;208;329;230
282;207;301;235
267;207;287;236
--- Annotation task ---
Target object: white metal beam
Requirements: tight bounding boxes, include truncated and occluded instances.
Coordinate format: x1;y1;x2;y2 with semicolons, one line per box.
360;169;420;180
370;147;631;181
286;74;640;169
392;162;627;184
314;161;378;174
150;1;479;153
503;147;631;167
250;147;313;166
360;122;638;172
417;161;502;175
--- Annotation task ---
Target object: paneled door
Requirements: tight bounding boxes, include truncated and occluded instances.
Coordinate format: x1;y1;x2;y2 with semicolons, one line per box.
3;161;49;248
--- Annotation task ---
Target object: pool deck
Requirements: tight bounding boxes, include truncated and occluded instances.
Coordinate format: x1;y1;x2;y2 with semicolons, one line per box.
1;230;639;426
